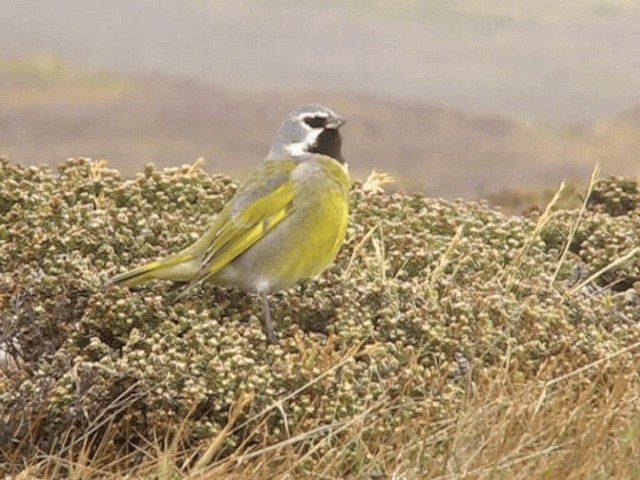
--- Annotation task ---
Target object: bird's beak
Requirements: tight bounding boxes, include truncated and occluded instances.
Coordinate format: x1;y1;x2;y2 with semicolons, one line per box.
328;115;346;129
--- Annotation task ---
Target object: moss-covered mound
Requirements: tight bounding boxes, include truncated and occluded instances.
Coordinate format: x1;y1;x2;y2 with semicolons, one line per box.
1;158;639;471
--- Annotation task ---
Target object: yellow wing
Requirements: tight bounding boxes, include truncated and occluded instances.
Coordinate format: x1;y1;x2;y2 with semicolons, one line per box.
176;160;296;295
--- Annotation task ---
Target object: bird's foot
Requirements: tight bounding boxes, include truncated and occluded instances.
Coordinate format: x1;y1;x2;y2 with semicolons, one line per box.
264;328;280;345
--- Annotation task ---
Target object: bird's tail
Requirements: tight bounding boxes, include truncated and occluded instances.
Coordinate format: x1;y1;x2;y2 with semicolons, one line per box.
109;253;201;288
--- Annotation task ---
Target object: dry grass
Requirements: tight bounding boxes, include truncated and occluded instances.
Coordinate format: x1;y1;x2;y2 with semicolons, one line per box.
5;351;639;479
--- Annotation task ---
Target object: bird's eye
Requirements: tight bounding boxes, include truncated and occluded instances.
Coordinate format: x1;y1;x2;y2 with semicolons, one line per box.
303;115;328;129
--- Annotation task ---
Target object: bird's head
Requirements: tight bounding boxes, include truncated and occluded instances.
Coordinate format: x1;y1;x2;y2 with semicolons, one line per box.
269;104;346;163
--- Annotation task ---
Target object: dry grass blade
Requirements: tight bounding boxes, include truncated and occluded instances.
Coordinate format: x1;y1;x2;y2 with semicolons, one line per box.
229;346;365;437
21;379;148;466
567;247;640;295
499;180;566;281
343;224;378;279
371;223;387;283
427;223;465;286
186;157;206;175
544;340;640;388
550;163;600;287
193;391;255;473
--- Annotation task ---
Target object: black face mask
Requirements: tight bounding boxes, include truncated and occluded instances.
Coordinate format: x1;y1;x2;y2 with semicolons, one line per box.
309;128;344;164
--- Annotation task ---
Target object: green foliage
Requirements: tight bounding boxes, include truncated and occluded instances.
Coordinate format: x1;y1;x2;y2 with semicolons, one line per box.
1;157;639;472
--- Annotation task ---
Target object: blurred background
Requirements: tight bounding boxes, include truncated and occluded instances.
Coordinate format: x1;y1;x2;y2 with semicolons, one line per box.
1;0;640;205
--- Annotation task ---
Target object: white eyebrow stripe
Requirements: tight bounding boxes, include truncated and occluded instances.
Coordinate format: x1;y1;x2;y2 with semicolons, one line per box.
295;111;329;122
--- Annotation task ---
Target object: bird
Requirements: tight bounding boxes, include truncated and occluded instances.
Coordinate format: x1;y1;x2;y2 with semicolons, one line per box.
109;104;350;344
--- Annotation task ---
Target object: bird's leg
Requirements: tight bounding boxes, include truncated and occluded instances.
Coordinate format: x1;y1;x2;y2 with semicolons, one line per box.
167;281;189;293
260;292;279;345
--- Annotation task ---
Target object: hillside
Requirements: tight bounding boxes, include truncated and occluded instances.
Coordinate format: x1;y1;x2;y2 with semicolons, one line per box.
2;0;640;124
1;158;639;478
1;56;639;200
